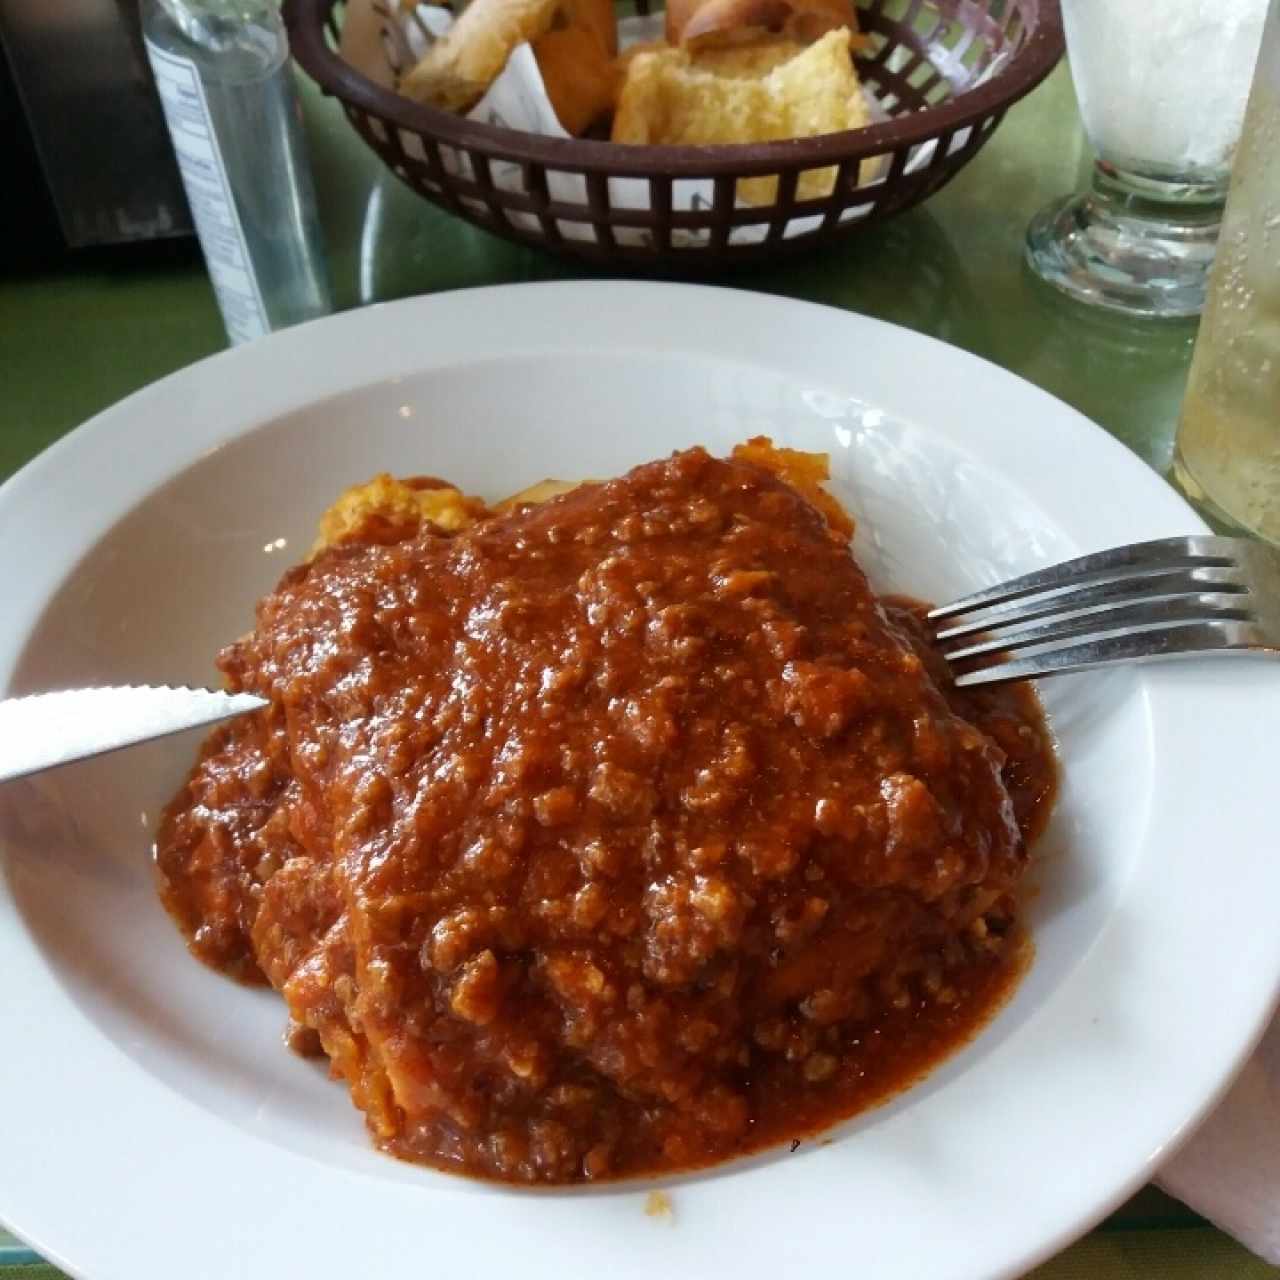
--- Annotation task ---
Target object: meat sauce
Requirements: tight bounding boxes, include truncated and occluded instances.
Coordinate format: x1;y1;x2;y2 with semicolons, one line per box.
157;447;1055;1182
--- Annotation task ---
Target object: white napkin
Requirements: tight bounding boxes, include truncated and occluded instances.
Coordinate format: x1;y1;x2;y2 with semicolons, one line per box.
1158;1009;1280;1264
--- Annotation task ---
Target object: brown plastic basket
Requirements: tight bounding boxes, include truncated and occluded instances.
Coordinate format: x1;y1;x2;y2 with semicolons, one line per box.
284;0;1063;267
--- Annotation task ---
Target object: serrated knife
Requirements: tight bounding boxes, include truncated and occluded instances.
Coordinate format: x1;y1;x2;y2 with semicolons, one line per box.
0;686;269;784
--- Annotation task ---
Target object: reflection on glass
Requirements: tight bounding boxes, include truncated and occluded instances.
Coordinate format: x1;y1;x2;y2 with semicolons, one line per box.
1020;278;1197;473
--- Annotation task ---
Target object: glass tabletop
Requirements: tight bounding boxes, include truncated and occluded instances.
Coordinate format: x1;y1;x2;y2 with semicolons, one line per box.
0;59;1271;1280
0;64;1200;483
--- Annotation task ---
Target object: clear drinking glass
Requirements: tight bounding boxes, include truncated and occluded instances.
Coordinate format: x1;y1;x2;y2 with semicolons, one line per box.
1173;0;1280;543
1026;0;1270;317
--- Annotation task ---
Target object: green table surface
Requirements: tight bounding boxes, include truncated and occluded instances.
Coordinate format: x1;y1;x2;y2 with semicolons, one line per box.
0;59;1275;1280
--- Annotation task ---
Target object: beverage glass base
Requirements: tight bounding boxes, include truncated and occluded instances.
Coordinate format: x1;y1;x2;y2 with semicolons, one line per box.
1172;445;1280;547
1025;165;1225;318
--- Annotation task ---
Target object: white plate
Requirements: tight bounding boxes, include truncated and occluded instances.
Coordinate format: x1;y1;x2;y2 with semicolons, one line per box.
1;283;1277;1280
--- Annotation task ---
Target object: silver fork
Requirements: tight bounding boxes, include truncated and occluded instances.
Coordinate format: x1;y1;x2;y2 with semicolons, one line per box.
929;535;1280;688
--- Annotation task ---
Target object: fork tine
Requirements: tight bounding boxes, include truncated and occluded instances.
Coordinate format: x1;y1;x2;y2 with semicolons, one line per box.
933;566;1248;641
941;594;1256;662
951;620;1260;687
927;535;1240;623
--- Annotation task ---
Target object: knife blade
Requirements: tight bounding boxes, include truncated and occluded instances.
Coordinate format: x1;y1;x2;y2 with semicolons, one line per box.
0;686;269;784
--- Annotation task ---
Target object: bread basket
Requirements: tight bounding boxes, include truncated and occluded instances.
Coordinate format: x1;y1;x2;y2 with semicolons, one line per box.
284;0;1063;267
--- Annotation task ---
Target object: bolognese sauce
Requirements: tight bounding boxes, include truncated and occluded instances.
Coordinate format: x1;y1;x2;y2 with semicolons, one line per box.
156;445;1054;1182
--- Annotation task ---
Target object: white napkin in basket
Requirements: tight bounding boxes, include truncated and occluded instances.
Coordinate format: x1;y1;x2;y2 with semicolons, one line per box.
1158;1009;1280;1264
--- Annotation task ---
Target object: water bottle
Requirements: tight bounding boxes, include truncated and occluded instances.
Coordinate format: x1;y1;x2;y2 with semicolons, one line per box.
142;0;332;345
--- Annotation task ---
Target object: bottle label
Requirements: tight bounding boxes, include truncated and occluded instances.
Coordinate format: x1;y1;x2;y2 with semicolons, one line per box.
145;38;270;345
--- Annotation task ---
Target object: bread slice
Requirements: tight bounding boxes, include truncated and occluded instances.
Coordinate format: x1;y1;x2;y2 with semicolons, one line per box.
401;0;562;112
611;28;874;204
533;3;619;134
560;0;617;56
401;0;620;132
691;37;808;76
666;0;863;48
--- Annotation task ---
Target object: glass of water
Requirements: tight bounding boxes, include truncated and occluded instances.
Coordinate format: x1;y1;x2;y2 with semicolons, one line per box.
1026;0;1270;317
1174;0;1280;542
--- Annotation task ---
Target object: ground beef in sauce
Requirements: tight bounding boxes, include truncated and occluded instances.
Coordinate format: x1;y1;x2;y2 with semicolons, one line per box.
156;446;1055;1183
